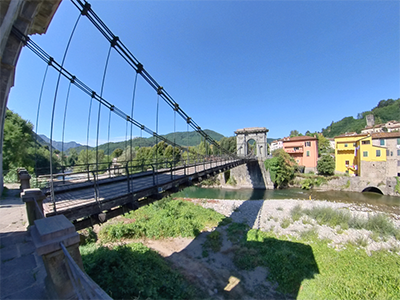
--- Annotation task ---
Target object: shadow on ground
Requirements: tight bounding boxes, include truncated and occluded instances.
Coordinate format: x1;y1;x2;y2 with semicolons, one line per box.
83;189;320;299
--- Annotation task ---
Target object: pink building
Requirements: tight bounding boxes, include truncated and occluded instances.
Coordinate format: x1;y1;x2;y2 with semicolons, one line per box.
282;136;318;171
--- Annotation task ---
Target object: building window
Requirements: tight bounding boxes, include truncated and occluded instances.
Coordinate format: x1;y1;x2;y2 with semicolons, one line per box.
398;149;400;156
344;144;348;147
294;147;299;151
376;150;381;157
306;151;310;157
380;139;385;146
305;141;311;147
353;143;356;147
397;138;400;145
345;160;349;166
362;140;370;145
391;151;393;156
363;151;368;157
398;161;400;167
387;150;390;156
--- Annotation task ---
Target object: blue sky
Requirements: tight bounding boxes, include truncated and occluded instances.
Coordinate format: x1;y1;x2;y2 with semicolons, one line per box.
7;0;400;146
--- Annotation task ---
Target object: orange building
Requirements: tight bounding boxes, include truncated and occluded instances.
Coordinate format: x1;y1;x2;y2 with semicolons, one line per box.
282;136;319;171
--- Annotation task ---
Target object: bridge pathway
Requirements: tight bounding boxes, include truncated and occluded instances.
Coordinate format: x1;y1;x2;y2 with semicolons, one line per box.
0;184;48;299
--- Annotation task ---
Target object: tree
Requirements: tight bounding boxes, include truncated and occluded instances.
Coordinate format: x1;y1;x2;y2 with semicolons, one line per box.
67;148;79;166
3;110;35;172
111;148;123;159
317;155;335;176
289;130;302;137
264;149;296;188
317;134;332;156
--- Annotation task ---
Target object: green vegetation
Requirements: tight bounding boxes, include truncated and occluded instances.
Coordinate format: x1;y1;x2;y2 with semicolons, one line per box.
99;199;225;241
395;177;400;194
316;155;335;176
82;200;400;299
322;98;400;138
70;129;226;156
290;205;400;239
343;179;350;189
80;242;195;299
265;149;296;188
3;110;61;179
227;223;400;298
203;230;222;252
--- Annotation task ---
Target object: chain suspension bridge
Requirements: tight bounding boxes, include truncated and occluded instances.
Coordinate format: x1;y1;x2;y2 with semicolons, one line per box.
9;0;254;229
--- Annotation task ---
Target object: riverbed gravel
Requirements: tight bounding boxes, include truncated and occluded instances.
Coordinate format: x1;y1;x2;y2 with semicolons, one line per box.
184;198;400;255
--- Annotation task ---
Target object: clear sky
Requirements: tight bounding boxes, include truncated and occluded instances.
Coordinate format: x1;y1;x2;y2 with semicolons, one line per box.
7;0;400;146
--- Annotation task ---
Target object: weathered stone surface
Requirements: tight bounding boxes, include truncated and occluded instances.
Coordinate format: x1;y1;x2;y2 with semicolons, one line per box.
31;215;80;256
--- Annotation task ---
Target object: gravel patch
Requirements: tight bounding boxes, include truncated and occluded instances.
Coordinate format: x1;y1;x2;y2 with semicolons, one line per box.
185;198;400;255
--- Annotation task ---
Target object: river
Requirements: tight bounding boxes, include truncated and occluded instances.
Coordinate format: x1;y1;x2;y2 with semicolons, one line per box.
173;186;400;214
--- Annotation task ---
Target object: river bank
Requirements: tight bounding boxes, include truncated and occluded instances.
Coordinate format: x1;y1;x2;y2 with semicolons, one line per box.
89;197;400;299
180;198;400;254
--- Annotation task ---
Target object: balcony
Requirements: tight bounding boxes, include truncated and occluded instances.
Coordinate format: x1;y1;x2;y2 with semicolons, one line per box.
285;148;304;154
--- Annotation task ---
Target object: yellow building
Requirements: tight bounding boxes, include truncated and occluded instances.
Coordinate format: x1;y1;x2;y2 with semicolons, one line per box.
335;133;386;176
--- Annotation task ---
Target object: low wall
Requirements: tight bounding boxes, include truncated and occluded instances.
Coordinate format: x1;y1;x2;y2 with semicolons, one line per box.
313;176;399;197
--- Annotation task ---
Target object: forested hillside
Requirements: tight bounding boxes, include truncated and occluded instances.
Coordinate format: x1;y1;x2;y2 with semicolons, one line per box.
322;98;400;138
68;129;224;155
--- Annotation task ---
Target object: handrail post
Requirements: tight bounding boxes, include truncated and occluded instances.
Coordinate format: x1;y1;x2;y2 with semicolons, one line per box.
151;165;156;185
86;164;90;181
125;163;130;193
21;188;46;227
30;215;113;299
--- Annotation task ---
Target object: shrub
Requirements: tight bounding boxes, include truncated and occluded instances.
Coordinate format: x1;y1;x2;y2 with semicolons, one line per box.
81;243;195;299
317;155;335;176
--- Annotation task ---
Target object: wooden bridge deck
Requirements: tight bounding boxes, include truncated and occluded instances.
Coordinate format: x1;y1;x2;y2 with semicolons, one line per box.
43;159;245;230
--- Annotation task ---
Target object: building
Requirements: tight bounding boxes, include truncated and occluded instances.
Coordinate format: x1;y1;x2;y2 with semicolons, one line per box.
282;136;318;172
361;120;400;134
270;139;283;153
371;131;400;177
334;133;387;178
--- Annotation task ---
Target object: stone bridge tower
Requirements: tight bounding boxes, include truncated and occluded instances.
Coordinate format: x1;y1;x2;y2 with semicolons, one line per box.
235;127;269;159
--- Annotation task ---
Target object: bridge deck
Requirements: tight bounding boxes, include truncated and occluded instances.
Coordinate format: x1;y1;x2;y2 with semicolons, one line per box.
43;159;245;229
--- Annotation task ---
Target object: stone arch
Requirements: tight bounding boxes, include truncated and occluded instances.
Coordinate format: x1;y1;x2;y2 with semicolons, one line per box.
361;186;384;195
235;127;269;158
0;1;61;194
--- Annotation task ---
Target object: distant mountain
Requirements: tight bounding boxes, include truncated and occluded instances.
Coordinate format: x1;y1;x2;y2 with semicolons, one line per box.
39;134;83;152
322;98;400;138
65;129;225;155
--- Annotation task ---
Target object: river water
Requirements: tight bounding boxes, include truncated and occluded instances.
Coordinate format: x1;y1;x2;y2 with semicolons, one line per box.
173;186;400;214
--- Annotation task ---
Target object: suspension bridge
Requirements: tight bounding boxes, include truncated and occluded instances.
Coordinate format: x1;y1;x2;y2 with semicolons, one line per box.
4;0;261;229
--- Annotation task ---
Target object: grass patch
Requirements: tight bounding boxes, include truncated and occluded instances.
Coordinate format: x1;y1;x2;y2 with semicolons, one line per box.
203;230;222;252
300;227;318;240
80;242;196;299
281;218;291;229
98;199;225;241
304;206;351;227
227;222;249;244
290;204;303;221
342;180;350;189
290;205;400;240
352;236;369;247
227;224;400;298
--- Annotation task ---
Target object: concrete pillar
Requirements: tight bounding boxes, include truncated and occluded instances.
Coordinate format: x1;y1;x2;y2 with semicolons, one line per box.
31;215;82;299
21;188;46;227
18;168;31;190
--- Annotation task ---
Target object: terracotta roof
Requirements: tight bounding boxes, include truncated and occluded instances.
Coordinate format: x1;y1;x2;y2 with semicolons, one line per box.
335;132;368;138
371;131;400;139
282;136;317;142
